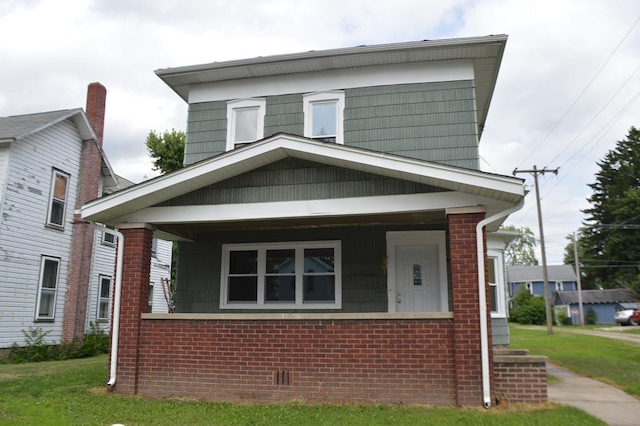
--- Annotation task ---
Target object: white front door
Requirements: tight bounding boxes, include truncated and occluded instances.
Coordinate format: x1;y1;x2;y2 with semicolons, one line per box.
386;231;448;313
395;245;441;312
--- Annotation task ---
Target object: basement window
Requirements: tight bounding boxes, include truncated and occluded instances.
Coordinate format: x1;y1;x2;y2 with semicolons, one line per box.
220;241;342;309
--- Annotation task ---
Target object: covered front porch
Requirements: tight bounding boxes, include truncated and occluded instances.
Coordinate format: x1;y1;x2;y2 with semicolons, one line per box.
81;135;530;406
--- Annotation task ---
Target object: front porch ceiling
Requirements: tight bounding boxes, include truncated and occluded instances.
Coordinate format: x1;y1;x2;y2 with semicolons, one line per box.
153;210;447;241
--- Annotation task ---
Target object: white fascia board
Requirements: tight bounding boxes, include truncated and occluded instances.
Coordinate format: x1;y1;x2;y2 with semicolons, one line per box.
189;60;473;103
111;192;510;225
81;135;524;222
277;138;525;199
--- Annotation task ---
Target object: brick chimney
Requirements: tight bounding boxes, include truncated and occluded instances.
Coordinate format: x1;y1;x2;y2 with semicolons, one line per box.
63;82;108;342
85;82;107;145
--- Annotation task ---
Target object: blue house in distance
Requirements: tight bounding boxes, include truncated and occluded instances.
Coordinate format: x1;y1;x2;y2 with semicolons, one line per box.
507;265;578;307
554;288;637;325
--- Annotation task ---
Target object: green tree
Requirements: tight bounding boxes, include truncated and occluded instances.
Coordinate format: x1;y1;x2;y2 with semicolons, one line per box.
509;289;548;325
145;129;186;310
146;129;185;174
502;225;539;267
581;126;640;295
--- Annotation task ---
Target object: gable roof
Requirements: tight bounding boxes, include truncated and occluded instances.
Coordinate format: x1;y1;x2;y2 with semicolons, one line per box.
507;264;577;283
0;108;119;191
555;288;637;305
81;133;525;227
0;109;96;141
155;35;507;139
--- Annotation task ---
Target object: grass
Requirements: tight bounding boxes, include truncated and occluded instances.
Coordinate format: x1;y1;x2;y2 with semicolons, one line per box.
0;354;604;425
510;326;640;397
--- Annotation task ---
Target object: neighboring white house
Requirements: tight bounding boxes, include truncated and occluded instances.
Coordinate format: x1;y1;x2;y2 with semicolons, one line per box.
0;83;171;348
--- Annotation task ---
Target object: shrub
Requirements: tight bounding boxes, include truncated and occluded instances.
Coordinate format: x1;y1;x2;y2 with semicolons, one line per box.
510;290;552;325
7;323;109;364
586;307;598;325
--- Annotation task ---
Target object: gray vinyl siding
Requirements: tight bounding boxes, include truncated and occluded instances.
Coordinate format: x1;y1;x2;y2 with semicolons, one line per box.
264;94;304;137
175;225;434;314
184;101;227;165
491;317;510;346
183;81;480;168
158;158;446;206
344;81;479;168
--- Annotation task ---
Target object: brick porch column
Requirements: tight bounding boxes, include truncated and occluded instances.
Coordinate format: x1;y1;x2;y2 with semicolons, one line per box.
447;210;493;407
110;225;153;394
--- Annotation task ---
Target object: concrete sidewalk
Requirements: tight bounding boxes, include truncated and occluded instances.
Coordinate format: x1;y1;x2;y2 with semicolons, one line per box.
547;363;640;426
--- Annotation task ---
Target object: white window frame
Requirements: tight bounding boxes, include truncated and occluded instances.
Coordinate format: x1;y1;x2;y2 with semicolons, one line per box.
555;281;563;292
226;98;266;151
149;282;155;311
46;169;70;229
35;256;60;321
220;240;342;310
486;252;506;318
303;91;345;144
97;275;112;322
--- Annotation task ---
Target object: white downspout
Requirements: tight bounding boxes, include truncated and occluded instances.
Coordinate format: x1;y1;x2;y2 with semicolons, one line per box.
91;223;124;388
476;198;524;408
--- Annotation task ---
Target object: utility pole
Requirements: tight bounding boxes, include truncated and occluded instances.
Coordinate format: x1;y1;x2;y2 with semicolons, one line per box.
574;231;585;326
513;165;559;335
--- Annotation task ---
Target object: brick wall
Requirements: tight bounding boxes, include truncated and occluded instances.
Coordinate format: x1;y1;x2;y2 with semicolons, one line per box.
134;318;457;405
448;212;491;406
111;227;153;394
493;350;547;404
62;83;108;342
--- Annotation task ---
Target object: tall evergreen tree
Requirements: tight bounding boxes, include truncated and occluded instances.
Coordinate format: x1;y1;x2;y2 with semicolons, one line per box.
582;126;640;294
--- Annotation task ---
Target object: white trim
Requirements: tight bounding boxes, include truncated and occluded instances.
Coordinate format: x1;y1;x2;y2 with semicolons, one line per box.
81;134;525;224
385;231;448;313
46;169;70;229
114;192;506;225
220;240;342;310
34;255;60;321
189;61;473;103
96;274;112;321
225;98;266;151
303;91;345;144
487;253;506;318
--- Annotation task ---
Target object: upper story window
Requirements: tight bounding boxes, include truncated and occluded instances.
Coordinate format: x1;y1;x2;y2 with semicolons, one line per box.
35;256;60;321
46;169;70;229
220;240;342;310
303;91;345;144
555;281;563;292
226;98;266;150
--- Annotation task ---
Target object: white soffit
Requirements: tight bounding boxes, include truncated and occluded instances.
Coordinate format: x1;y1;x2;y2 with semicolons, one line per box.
81;134;524;224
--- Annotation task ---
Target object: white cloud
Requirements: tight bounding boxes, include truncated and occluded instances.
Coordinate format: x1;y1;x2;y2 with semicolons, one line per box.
2;0;640;265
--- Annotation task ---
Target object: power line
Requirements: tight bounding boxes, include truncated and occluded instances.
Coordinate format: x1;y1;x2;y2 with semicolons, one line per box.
518;15;640;168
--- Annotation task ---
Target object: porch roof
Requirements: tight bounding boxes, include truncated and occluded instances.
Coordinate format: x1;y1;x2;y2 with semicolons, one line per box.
81;134;525;238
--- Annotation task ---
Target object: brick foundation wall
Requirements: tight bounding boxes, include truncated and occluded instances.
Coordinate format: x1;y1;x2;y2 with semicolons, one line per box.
132;318;457;405
493;350;547;404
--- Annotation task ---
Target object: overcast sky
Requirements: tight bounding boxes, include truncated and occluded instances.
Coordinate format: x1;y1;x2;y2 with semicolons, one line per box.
2;0;640;266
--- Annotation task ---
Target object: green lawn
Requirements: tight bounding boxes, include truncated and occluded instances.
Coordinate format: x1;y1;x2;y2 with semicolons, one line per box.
510;326;640;397
0;354;603;425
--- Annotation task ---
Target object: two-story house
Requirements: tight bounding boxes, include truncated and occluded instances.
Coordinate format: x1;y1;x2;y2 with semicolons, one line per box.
507;264;578;302
0;83;171;349
80;36;545;407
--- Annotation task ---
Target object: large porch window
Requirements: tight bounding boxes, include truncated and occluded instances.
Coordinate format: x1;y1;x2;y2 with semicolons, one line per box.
220;241;342;309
